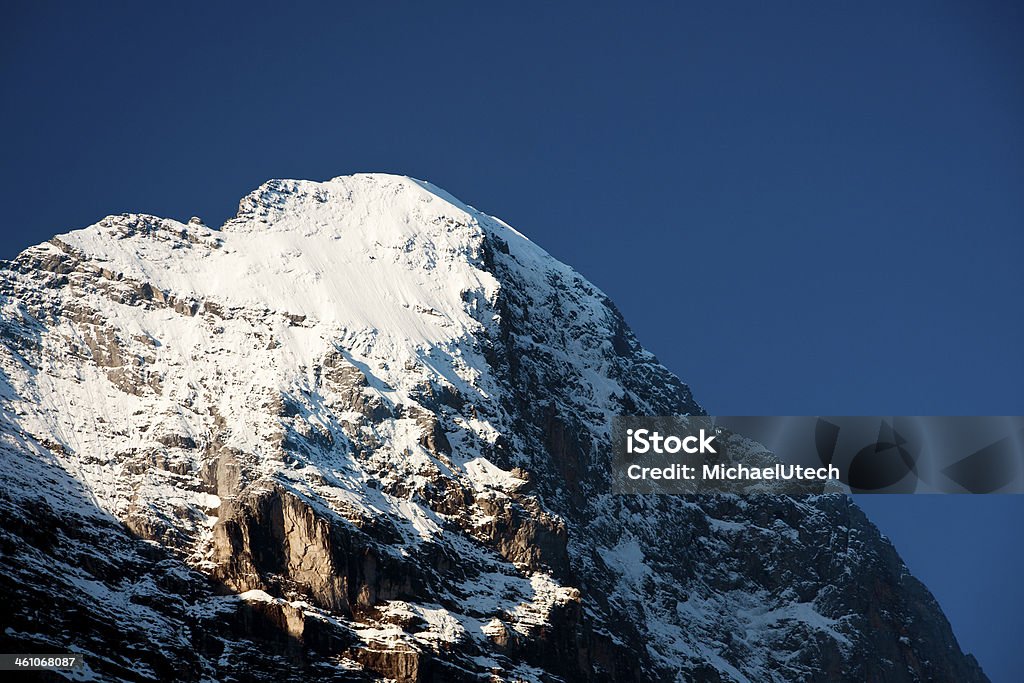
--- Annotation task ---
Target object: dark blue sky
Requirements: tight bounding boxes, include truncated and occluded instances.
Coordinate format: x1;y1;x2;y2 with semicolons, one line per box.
3;1;1022;679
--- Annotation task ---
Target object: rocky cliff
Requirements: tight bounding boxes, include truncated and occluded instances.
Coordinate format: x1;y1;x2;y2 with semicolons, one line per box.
0;174;987;681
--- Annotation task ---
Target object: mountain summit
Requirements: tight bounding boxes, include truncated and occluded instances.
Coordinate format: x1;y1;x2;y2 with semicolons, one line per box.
0;175;985;681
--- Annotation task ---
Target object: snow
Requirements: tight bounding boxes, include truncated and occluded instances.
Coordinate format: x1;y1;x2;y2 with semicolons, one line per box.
1;174;618;670
463;456;526;492
58;175;503;353
738;600;851;647
599;534;650;584
0;172;889;681
237;589;275;603
3;175;630;572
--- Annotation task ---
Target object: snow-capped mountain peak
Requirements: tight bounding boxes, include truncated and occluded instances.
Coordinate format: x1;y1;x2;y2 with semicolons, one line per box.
0;175;986;682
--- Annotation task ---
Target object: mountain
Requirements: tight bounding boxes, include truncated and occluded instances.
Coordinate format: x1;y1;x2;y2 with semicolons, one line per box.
0;174;987;682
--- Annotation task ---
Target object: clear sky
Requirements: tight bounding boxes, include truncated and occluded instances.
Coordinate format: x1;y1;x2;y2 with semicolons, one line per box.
3;1;1022;679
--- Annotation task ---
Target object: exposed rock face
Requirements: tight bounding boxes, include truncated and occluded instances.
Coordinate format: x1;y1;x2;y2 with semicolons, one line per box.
0;174;987;682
